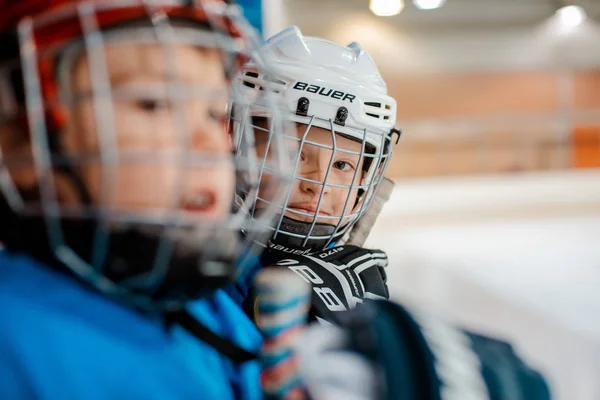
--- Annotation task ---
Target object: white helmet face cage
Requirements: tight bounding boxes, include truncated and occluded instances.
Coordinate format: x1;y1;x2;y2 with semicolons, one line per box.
233;26;397;252
0;1;289;310
245;110;394;251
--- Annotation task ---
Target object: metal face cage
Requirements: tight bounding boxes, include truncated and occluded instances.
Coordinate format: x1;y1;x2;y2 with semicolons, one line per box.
0;0;290;310
235;109;394;251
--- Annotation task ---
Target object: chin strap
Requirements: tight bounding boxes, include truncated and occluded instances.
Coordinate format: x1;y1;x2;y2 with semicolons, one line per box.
164;308;259;364
271;215;346;251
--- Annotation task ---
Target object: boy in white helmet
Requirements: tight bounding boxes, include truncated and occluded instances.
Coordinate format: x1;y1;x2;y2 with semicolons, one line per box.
229;26;399;323
234;28;551;400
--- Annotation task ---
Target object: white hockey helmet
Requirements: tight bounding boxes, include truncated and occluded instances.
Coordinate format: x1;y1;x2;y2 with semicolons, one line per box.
233;26;399;251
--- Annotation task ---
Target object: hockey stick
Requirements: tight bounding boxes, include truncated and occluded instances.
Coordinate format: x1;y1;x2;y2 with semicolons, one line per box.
345;176;395;247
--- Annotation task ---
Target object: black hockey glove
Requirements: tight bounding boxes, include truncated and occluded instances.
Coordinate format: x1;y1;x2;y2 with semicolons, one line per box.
260;245;389;323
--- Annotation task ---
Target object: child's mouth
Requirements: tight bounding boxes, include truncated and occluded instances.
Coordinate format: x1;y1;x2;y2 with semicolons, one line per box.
288;206;330;216
181;192;217;214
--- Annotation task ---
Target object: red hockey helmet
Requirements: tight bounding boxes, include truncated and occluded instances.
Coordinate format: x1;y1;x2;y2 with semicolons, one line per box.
0;1;289;311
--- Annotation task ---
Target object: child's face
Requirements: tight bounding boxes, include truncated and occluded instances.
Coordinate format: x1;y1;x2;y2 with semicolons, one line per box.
4;38;235;221
257;122;365;227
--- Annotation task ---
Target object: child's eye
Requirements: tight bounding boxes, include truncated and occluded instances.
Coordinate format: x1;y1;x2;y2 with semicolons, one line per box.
136;98;169;112
333;160;355;171
209;109;226;123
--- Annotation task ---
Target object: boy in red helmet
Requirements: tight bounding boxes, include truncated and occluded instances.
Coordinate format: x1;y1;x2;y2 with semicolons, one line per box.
0;1;286;398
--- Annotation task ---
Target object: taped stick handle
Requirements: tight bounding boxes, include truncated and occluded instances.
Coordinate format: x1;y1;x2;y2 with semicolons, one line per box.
345;177;395;247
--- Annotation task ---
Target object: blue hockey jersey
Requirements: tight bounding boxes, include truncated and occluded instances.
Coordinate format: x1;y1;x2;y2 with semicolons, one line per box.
0;250;262;400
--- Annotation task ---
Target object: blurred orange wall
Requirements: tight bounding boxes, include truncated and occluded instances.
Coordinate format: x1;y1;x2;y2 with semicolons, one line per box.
383;69;600;177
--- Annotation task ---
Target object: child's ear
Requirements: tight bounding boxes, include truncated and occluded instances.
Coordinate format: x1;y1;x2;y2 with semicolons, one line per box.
0;118;28;149
0;120;38;189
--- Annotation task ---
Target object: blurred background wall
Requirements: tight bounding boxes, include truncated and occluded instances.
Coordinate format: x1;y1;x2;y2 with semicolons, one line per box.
243;1;600;398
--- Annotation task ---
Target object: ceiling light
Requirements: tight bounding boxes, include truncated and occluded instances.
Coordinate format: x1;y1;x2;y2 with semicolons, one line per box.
370;0;405;17
413;0;446;10
556;5;587;28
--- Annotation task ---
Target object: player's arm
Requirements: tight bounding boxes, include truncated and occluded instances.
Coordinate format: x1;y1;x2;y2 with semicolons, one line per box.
295;300;552;400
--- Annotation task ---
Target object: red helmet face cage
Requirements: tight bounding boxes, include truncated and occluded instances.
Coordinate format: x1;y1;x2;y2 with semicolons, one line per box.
0;0;290;310
0;0;246;131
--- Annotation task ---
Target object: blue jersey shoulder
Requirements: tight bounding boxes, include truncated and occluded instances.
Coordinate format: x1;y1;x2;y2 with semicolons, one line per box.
0;251;262;400
224;253;263;307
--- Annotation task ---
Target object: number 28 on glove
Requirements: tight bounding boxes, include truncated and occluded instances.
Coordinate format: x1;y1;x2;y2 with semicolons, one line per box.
267;246;389;321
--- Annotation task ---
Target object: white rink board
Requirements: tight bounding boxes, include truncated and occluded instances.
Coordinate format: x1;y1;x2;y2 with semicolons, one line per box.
366;170;600;400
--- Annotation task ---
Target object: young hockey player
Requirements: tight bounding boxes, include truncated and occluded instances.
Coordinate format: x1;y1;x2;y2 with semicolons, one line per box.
229;26;398;323
0;1;288;398
229;27;552;400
